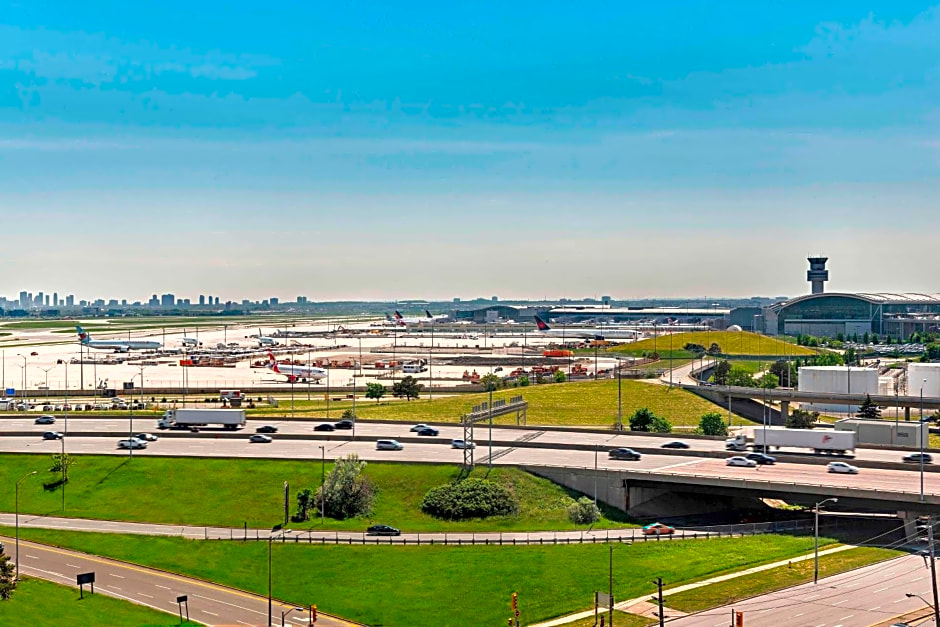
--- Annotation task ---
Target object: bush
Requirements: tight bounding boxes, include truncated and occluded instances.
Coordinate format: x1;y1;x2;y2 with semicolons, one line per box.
341;409;356;421
628;407;672;433
554;370;567;383
421;478;519;520
786;409;818;429
315;454;374;519
567;497;601;525
698;412;728;436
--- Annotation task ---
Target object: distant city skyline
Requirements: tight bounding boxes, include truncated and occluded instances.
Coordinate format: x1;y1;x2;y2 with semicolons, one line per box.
2;2;938;298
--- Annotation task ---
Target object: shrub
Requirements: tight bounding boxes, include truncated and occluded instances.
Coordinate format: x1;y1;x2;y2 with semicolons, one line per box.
567;497;601;525
341;408;356;421
698;412;728;436
554;370;567;383
628;407;672;433
421;478;519;520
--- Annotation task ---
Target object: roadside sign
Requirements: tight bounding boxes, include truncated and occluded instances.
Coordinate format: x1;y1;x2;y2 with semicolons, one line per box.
77;572;95;598
4;388;13;397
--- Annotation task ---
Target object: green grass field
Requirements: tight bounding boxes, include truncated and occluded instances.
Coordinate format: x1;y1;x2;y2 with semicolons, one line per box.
1;455;632;531
611;331;816;357
249;378;747;427
0;576;199;626
4;528;835;627
665;546;901;613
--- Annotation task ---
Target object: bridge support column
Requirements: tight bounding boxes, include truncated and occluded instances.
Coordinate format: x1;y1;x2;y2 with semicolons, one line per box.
780;401;790;421
905;407;911;421
898;511;922;542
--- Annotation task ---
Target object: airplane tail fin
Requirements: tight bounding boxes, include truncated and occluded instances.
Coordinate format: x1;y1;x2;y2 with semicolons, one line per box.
267;351;280;373
394;311;403;320
533;315;551;331
76;325;91;344
425;310;433;319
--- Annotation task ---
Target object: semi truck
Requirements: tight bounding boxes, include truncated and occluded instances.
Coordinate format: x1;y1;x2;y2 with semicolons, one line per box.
753;429;855;454
157;409;246;430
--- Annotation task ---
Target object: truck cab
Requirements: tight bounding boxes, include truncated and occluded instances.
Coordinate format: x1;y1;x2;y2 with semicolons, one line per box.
725;434;749;451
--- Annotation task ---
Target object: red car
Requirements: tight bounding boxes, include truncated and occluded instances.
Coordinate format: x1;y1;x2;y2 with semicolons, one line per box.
642;523;675;536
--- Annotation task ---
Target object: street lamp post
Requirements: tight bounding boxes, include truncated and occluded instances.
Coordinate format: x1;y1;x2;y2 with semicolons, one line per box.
268;526;292;626
814;497;838;584
616;357;623;431
319;445;326;525
15;470;37;581
281;607;305;626
921;379;928;503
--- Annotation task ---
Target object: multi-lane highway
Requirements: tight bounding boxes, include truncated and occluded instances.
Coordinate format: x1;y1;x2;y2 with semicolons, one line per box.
2;535;350;626
671;554;935;627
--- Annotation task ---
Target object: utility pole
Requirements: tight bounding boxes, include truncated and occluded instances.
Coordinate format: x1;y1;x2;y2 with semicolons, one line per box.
608;544;614;627
930;519;940;627
653;577;664;627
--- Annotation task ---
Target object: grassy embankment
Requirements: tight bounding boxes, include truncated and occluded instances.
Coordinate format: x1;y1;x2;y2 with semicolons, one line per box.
0;454;632;531
0;577;200;626
608;331;817;358
2;528;839;627
248;378;750;427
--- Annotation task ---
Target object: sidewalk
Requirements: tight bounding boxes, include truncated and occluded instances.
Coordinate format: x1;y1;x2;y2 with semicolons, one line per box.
529;544;855;627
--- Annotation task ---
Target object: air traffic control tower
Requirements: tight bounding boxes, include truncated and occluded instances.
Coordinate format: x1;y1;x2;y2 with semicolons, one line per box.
807;257;829;294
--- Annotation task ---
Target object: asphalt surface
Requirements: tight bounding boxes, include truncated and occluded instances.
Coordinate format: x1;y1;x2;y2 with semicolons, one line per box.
670;554;936;627
1;535;350;626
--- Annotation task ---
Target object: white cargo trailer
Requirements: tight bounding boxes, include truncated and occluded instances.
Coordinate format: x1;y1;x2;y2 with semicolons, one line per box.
753;428;855;454
157;409;246;430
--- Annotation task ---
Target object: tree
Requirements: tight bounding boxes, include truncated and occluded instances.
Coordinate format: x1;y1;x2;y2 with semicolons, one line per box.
698;412;728;436
756;372;779;389
365;382;386;403
769;360;797;387
712;360;732;385
49;453;74;482
480;373;501;392
628;407;672;433
567;497;601;524
292;488;314;522
554;370;567;383
0;552;15;600
706;343;723;356
315;454;375;519
726;366;756;387
341;408;356;420
786;408;818;429
391;376;424;401
518;375;530;387
684;343;706;354
856;394;882;420
844;346;857;365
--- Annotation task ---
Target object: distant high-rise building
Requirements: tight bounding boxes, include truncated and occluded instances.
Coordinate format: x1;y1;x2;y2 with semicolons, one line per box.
297;296;307;304
44;295;50;307
66;295;74;307
453;297;461;303
36;292;44;307
270;297;279;306
161;293;175;307
18;291;28;308
121;299;127;306
199;295;205;306
491;296;498;302
53;292;58;307
214;296;220;305
149;294;159;307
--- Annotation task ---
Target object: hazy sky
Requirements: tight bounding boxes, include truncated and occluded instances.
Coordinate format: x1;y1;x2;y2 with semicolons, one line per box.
1;2;939;302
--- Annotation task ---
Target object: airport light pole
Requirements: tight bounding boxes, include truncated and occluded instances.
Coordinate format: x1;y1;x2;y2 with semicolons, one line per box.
814;497;837;584
38;366;54;400
15;470;37;581
17;354;26;398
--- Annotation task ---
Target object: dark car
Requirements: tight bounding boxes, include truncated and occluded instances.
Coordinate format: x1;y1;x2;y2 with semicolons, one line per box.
314;423;336;432
256;425;278;434
416;427;439;436
334;419;354;430
661;441;690;449
367;524;401;536
746;452;776;465
608;447;642;461
903;453;933;464
42;431;64;440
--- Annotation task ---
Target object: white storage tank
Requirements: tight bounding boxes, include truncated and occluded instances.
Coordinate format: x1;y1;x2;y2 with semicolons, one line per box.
797;366;879;413
907;363;940;398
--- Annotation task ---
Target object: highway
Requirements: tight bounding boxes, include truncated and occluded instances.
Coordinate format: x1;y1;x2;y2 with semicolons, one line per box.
1;535;349;626
3;434;940;504
671;554;936;627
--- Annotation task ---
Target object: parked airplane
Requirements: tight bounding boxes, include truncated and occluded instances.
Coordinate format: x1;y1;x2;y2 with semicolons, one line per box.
266;352;327;383
424;310;449;323
394;311;427;325
532;315;642;341
76;326;162;352
255;329;278;346
180;328;200;347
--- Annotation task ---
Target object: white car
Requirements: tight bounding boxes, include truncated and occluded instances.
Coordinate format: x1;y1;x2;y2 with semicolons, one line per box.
135;433;158;442
249;434;273;443
117;438;147;450
451;439;476;449
376;439;404;451
827;461;859;474
726;456;757;468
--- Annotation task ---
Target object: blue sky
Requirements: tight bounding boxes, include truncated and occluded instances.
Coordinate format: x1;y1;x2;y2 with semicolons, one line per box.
1;2;938;301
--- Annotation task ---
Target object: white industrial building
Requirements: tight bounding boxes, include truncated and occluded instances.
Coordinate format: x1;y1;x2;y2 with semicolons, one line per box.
907;363;940;398
798;366;879;413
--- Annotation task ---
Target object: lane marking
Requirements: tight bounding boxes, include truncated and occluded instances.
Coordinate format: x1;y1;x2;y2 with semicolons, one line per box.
839;616;854;621
191;592;266;615
833;599;848;605
873;586;891;593
108;585;122;591
155;584;171;590
109;573;125;578
869;605;880;610
651;458;708;472
139;592;153;599
65;563;81;568
202;610;219;617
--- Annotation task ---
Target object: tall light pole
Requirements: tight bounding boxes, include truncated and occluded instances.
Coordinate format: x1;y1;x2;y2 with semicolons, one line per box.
814;497;837;584
17;354;26;398
616;357;623;431
921;379;928;503
318;446;326;525
16;470;37;581
38;366;55;400
268;526;292;626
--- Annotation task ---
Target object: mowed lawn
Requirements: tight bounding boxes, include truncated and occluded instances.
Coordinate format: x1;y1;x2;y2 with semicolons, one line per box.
0;577;199;626
611;331;816;357
5;528;834;627
0;454;632;531
250;378;745;427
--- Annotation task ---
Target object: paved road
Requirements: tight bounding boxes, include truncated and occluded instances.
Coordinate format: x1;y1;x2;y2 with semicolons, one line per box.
0;415;928;466
2;535;351;626
670;554;936;627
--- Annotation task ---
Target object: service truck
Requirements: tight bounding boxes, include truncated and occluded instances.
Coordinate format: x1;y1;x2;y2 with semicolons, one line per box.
157;408;246;430
753;428;855;455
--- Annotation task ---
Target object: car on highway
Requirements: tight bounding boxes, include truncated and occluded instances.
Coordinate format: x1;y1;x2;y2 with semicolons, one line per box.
255;425;279;434
746;452;776;465
660;441;690;449
726;456;757;467
376;439;404;451
452;439;476;449
903;453;933;464
314;423;335;432
117;438;147;449
34;415;56;425
42;431;64;440
416;427;439;436
410;424;430;432
642;523;675;536
367;524;401;536
827;461;859;474
135;433;159;442
608;447;642;461
249;434;273;443
334;420;354;430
